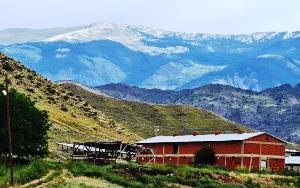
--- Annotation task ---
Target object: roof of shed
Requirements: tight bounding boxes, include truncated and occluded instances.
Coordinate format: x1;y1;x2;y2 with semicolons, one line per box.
286;156;300;165
137;132;285;144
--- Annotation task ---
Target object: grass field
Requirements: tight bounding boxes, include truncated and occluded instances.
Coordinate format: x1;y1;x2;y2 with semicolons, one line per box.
1;160;300;188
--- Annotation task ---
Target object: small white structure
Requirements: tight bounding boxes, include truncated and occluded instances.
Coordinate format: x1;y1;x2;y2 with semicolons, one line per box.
286;156;300;172
285;149;300;171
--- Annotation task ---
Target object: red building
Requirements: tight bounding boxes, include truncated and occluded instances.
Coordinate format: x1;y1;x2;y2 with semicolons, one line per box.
137;132;286;171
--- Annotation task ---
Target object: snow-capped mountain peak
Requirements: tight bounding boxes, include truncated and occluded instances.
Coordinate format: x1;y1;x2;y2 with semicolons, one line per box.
1;21;300;91
45;22;189;55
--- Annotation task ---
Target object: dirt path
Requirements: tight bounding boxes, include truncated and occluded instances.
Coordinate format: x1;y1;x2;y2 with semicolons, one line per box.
64;176;122;188
19;170;54;188
17;169;122;188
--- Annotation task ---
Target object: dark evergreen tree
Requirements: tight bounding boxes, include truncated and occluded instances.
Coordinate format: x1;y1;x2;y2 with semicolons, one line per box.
194;147;216;165
0;84;51;159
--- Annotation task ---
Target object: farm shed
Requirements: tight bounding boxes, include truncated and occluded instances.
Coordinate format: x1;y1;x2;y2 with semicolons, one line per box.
137;132;286;172
285;149;300;156
57;141;154;164
285;156;300;172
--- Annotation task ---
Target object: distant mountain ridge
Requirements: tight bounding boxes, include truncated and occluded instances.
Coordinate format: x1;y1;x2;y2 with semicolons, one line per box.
1;54;249;148
1;22;300;90
94;83;300;143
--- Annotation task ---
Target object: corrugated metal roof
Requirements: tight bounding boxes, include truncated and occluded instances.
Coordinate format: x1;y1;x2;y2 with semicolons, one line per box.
286;156;300;165
285;149;300;153
137;132;266;144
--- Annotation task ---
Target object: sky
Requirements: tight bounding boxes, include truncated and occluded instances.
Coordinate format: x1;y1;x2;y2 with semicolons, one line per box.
1;0;300;34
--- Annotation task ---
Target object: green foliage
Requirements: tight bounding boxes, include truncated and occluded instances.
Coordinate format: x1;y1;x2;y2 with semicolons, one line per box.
65;161;240;188
245;178;261;188
0;84;51;159
194;147;216;165
283;169;300;176
0;160;52;186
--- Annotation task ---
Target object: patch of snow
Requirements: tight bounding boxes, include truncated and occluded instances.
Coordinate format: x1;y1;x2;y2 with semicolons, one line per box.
212;73;259;90
2;45;42;63
56;48;71;53
142;61;226;90
283;32;300;39
45;56;126;86
230;48;249;53
286;62;300;74
207;45;215;53
55;48;71;59
44;22;188;55
257;54;285;60
55;54;67;59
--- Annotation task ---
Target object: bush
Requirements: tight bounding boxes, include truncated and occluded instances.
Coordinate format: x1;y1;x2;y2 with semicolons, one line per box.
194;147;216;165
2;62;13;71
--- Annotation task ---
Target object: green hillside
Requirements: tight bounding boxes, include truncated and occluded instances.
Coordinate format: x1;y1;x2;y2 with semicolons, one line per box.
62;83;248;138
0;53;141;150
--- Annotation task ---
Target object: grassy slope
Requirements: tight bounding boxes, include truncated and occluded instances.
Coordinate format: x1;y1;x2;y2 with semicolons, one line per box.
0;53;141;150
62;83;249;138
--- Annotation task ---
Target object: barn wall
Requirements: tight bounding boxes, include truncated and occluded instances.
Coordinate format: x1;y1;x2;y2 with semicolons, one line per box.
137;134;285;172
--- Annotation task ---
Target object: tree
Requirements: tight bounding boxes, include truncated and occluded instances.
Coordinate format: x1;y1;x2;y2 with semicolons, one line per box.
0;84;51;159
194;147;216;165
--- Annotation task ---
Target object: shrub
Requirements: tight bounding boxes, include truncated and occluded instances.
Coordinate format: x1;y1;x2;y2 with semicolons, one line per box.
46;87;56;95
194;147;216;165
2;62;13;71
60;106;68;112
27;75;33;80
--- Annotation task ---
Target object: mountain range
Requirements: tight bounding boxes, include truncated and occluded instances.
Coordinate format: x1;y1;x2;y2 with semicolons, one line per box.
94;83;300;144
0;53;246;150
1;22;300;91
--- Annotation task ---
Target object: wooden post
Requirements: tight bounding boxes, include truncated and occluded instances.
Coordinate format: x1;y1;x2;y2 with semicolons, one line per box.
4;74;13;186
177;144;180;165
249;154;253;171
162;144;165;164
241;141;245;167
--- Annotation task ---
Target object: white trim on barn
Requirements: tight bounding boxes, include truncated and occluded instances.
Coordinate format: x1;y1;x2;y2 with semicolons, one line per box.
137;132;286;144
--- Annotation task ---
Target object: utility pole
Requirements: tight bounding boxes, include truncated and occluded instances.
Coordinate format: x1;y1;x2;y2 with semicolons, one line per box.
3;74;13;186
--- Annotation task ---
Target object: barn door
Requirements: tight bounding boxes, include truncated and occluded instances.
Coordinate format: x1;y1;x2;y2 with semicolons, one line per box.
260;159;267;169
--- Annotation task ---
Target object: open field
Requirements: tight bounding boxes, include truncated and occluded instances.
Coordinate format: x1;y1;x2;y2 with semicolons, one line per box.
1;160;300;188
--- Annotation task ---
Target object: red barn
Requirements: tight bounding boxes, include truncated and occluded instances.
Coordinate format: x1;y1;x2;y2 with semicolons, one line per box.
137;132;286;172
